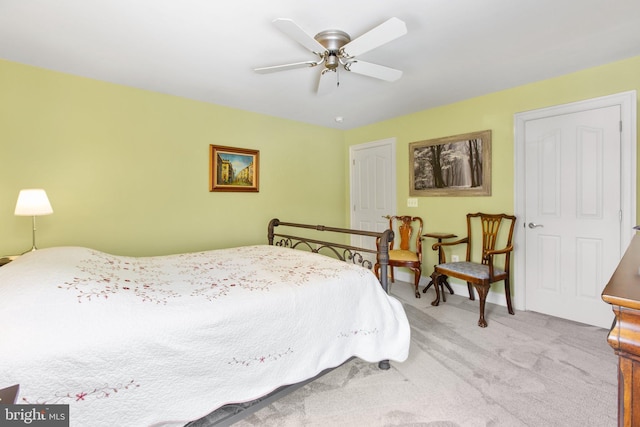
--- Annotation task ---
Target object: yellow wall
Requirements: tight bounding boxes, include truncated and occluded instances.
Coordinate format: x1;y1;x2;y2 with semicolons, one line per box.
2;55;639;261
0;60;345;256
344;55;640;271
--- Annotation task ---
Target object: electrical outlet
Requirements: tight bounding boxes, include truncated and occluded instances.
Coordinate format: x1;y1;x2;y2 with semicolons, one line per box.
451;255;460;262
407;198;418;207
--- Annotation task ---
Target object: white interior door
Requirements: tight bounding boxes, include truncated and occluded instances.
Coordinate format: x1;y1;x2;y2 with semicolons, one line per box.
515;91;637;329
524;106;621;328
350;138;396;254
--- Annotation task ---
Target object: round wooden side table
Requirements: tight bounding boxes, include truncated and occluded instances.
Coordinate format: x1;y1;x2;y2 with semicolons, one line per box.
422;232;457;297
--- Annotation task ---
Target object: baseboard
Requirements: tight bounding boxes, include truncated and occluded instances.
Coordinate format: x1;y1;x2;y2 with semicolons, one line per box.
392;271;508;308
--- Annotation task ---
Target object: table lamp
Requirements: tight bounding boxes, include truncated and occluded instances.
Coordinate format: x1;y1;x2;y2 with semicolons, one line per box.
14;189;54;252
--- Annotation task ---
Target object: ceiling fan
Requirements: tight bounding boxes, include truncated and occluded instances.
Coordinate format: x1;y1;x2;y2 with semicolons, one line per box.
254;17;407;94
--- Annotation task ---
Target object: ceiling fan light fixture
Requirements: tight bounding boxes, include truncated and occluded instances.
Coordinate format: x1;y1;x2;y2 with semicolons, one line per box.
254;17;407;94
325;53;339;70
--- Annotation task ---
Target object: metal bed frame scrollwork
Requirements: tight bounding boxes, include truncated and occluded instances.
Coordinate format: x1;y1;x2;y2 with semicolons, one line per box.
268;218;394;294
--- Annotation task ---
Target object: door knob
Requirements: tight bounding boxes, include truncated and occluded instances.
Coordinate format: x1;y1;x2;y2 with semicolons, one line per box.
528;223;544;229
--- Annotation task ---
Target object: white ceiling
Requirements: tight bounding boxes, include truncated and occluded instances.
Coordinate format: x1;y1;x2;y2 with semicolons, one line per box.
1;0;640;129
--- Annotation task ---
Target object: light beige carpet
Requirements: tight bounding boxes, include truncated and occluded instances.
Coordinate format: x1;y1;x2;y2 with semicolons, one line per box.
196;282;617;426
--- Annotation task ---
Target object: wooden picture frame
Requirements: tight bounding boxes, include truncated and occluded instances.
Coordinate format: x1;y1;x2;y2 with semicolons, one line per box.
209;145;259;192
409;130;491;196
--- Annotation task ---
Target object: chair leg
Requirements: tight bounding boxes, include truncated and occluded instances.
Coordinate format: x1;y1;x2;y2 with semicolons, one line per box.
466;282;475;301
504;278;514;315
474;284;490;328
390;266;395;283
412;268;421;299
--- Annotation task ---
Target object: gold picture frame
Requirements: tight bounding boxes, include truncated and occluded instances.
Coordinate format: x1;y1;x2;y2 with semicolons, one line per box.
209;145;260;192
409;130;491;196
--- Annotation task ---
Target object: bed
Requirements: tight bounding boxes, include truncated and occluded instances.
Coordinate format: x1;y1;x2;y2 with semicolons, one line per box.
0;219;409;426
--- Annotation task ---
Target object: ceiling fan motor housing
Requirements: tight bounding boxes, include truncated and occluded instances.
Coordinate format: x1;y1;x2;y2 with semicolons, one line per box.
315;29;350;69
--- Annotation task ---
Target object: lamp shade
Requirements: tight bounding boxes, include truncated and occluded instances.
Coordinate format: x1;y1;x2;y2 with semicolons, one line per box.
14;189;54;216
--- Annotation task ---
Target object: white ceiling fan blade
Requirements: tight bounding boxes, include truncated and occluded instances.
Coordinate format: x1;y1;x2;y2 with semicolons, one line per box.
254;60;320;73
317;68;339;95
273;18;327;55
341;17;407;58
346;60;403;82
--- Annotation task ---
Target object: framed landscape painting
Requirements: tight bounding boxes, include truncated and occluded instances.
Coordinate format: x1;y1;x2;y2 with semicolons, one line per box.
409;130;491;196
209;145;259;192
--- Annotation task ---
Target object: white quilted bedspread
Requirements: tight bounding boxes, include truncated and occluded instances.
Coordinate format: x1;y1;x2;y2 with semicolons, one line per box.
0;245;410;426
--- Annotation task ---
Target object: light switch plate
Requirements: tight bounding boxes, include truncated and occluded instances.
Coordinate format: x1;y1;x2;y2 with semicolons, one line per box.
407;198;418;207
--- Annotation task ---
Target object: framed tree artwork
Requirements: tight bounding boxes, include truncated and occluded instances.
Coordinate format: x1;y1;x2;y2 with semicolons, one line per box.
409;130;491;196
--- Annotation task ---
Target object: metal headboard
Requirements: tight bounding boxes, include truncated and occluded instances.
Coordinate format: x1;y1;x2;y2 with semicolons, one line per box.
267;218;394;294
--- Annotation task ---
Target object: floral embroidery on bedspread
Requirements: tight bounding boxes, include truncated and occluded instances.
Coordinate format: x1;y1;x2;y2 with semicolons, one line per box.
337;328;379;338
227;347;294;367
57;246;369;304
20;380;139;405
58;251;179;304
177;247;347;301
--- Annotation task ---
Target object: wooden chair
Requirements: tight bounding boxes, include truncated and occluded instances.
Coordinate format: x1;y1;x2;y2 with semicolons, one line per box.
376;215;424;298
430;213;516;327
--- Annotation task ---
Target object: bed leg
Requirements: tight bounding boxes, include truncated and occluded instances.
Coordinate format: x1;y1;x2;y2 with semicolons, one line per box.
378;359;390;370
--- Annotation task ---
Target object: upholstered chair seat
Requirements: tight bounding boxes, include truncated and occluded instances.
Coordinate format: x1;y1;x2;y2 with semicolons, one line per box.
389;249;419;262
436;262;506;280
